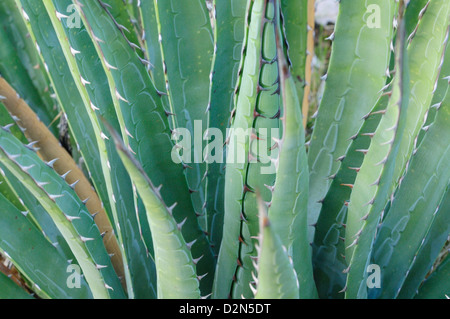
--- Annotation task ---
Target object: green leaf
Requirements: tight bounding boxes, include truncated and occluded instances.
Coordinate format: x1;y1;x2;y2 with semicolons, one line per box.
344;5;409;298
0;128;125;299
153;0;213;225
397;187;450;299
16;0;113;232
280;0;308;104
214;0;281;299
312;95;389;299
254;197;299;299
106;120;201;299
0;272;33;299
372;80;450;299
267;8;316;298
307;0;396;243
391;0;450;191
75;0;215;295
44;0;156;299
0;191;92;299
414;255;450;299
0;0;58;135
205;0;248;257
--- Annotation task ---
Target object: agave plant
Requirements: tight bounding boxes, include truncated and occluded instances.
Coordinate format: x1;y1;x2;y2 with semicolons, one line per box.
0;0;448;300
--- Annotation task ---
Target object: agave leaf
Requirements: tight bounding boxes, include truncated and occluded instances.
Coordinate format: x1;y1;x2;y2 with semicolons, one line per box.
1;74;125;269
75;0;215;295
43;0;156;298
205;0;248;257
105;120;201;299
391;0;450;191
0;0;58;135
344;3;409;298
280;0;309;123
15;0;113;242
312;88;390;299
345;0;450;298
0;128;125;299
0;105;75;261
97;0;145;60
0;105;30;210
397;187;449;299
417;40;450;145
254;196;299;299
267;5;316;298
414;254;450;299
152;0;213;223
372;80;450;299
307;0;396;243
214;0;281;299
404;0;430;37
0;272;33;299
137;0;165;92
1;164;77;263
0;192;92;299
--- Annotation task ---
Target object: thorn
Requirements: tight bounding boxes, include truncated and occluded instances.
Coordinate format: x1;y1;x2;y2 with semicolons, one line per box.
49;194;64;200
374;157;388;166
243;184;254;194
92;33;104;44
60;170;71;180
79;235;95;243
104;283;114;291
1;123;14;132
80;75;90;86
249;283;257;296
25;141;40;151
197;273;208;281
167;202;177;215
336;155;346;162
177;217;187;231
355;149;368;155
325;32;335;41
104;59;117;70
96;264;108;270
20;164;35;172
342;265;351;274
46;158;59;168
346;237;358;249
115;89;129;103
192;255;204;265
100;132;109;140
186;239;197;250
90;101;100;112
327;173;337;180
64;213;80;222
55;11;68;21
338;285;347;293
361;132;375;138
70;46;81;56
